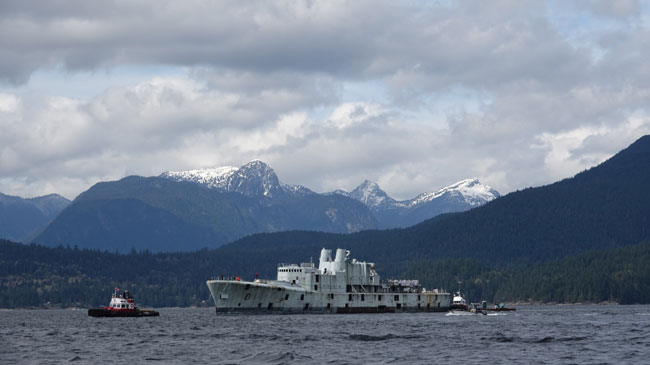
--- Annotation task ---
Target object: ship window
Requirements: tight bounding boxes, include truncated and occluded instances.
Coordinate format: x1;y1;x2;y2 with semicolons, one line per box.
300;294;304;300
418;295;421;301
304;303;309;310
427;303;430;308
361;294;365;301
394;295;400;302
346;285;351;292
267;303;273;310
285;294;289;300
378;295;382;301
348;294;352;301
327;303;331;309
314;285;318;291
315;275;319;283
418;303;421;309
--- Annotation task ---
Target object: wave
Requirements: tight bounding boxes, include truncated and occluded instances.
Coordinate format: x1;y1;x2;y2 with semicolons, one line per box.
222;351;312;364
349;333;423;342
483;333;587;343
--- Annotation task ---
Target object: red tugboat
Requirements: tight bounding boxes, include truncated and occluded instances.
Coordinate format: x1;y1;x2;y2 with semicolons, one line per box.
88;288;159;317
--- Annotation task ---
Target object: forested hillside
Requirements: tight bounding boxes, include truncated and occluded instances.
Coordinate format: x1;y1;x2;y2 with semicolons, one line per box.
405;241;650;305
2;239;650;308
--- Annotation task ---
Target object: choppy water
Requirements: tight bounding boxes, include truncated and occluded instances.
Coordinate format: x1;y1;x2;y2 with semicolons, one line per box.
1;305;649;364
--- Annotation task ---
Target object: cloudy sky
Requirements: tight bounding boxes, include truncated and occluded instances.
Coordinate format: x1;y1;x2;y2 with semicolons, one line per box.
1;0;650;200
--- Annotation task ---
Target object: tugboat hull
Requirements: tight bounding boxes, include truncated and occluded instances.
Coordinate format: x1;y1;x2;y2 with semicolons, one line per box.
88;308;159;317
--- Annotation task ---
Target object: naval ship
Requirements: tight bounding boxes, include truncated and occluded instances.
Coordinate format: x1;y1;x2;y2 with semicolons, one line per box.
206;248;451;314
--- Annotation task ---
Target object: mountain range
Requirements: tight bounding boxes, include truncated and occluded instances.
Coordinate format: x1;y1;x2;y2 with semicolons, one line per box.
29;160;495;251
161;160;499;228
33;174;376;252
0;193;70;242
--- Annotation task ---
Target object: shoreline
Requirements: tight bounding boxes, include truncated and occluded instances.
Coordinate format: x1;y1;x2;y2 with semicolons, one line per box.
0;301;631;310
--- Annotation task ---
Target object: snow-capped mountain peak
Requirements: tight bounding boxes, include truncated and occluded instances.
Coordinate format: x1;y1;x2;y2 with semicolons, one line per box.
161;160;305;198
406;178;500;208
228;160;283;197
349;180;395;208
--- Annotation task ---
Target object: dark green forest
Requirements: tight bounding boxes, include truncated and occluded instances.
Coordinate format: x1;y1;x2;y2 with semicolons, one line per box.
2;238;650;308
404;240;650;305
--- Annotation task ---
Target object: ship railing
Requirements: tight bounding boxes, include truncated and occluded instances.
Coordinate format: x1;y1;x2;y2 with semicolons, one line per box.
277;263;299;268
300;262;315;268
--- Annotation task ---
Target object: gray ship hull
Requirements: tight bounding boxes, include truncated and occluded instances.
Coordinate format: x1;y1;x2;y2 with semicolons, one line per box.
206;279;451;314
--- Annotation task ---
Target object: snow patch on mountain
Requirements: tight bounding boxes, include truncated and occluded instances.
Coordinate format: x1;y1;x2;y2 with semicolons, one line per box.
282;184;315;197
160;166;237;189
160;160;314;198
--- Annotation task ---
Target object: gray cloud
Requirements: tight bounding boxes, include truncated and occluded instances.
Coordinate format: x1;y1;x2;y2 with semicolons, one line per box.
576;0;641;19
1;0;650;200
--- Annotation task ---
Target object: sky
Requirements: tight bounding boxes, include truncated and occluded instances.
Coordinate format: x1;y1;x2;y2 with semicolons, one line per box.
1;0;650;200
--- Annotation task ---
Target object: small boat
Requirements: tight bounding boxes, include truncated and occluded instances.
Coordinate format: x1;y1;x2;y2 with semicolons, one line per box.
448;302;487;315
485;302;516;312
88;288;159;317
449;281;469;311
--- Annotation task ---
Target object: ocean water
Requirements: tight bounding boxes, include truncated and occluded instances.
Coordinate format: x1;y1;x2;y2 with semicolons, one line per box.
1;305;649;364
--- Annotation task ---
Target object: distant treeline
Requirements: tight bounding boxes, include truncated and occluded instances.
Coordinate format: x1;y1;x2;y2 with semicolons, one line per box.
1;238;650;308
405;241;650;304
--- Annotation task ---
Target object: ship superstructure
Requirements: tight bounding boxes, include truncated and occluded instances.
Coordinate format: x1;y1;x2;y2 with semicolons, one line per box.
206;248;451;314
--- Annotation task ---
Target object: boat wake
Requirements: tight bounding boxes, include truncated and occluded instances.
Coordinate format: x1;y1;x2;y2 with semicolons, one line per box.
446;311;505;316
